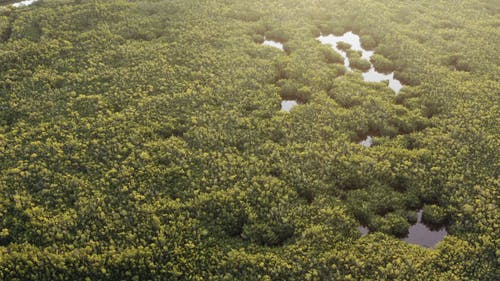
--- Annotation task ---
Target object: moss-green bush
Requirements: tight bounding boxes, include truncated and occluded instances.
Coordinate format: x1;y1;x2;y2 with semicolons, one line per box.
394;70;421;86
277;79;312;102
370;213;410;237
318;22;334;35
370;54;395;73
360;34;377;50
349;58;371;72
406;210;418;224
329;90;363;108
319;45;344;64
346;49;362;59
422;204;448;227
227;9;262;22
331;25;346;36
252;34;264;44
337;41;352;51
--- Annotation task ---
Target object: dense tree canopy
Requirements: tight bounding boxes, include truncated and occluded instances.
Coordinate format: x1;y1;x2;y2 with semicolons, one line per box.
0;0;498;280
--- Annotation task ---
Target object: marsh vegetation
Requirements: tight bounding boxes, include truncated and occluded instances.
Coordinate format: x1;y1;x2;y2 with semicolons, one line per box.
0;0;498;280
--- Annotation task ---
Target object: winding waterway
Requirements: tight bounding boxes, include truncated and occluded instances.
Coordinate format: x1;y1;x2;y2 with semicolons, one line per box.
317;32;403;93
403;210;448;248
13;0;37;7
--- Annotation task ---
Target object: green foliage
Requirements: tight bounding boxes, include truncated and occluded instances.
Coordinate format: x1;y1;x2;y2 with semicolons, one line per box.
346;49;361;59
277;79;312;102
440;53;471;71
336;41;351;51
406;210;418;224
264;29;289;43
422;204;448;227
349;57;371;72
227;8;262;22
370;53;395;73
317;22;346;36
319;44;344;64
0;0;497;280
360;34;377;50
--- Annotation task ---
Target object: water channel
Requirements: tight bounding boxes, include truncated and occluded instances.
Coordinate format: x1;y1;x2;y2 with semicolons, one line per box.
317;32;403;93
402;210;448;248
281;100;298;112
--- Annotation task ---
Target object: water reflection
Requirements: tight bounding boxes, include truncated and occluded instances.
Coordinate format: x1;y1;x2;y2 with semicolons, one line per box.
358;225;369;236
359;136;373;148
403;210;447;248
318;32;373;70
281;100;298;112
0;0;38;7
14;0;38;7
362;70;403;93
317;32;403;93
262;38;284;51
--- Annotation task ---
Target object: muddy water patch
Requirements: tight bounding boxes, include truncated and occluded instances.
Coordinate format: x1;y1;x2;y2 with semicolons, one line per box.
13;0;38;7
363;70;403;93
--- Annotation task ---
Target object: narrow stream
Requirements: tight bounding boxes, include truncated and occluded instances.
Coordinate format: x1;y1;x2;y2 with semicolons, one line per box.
317;32;403;93
262;39;297;112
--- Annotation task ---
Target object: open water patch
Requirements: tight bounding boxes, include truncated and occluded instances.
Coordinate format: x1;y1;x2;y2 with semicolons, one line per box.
262;38;284;51
317;32;403;93
403;210;448;248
